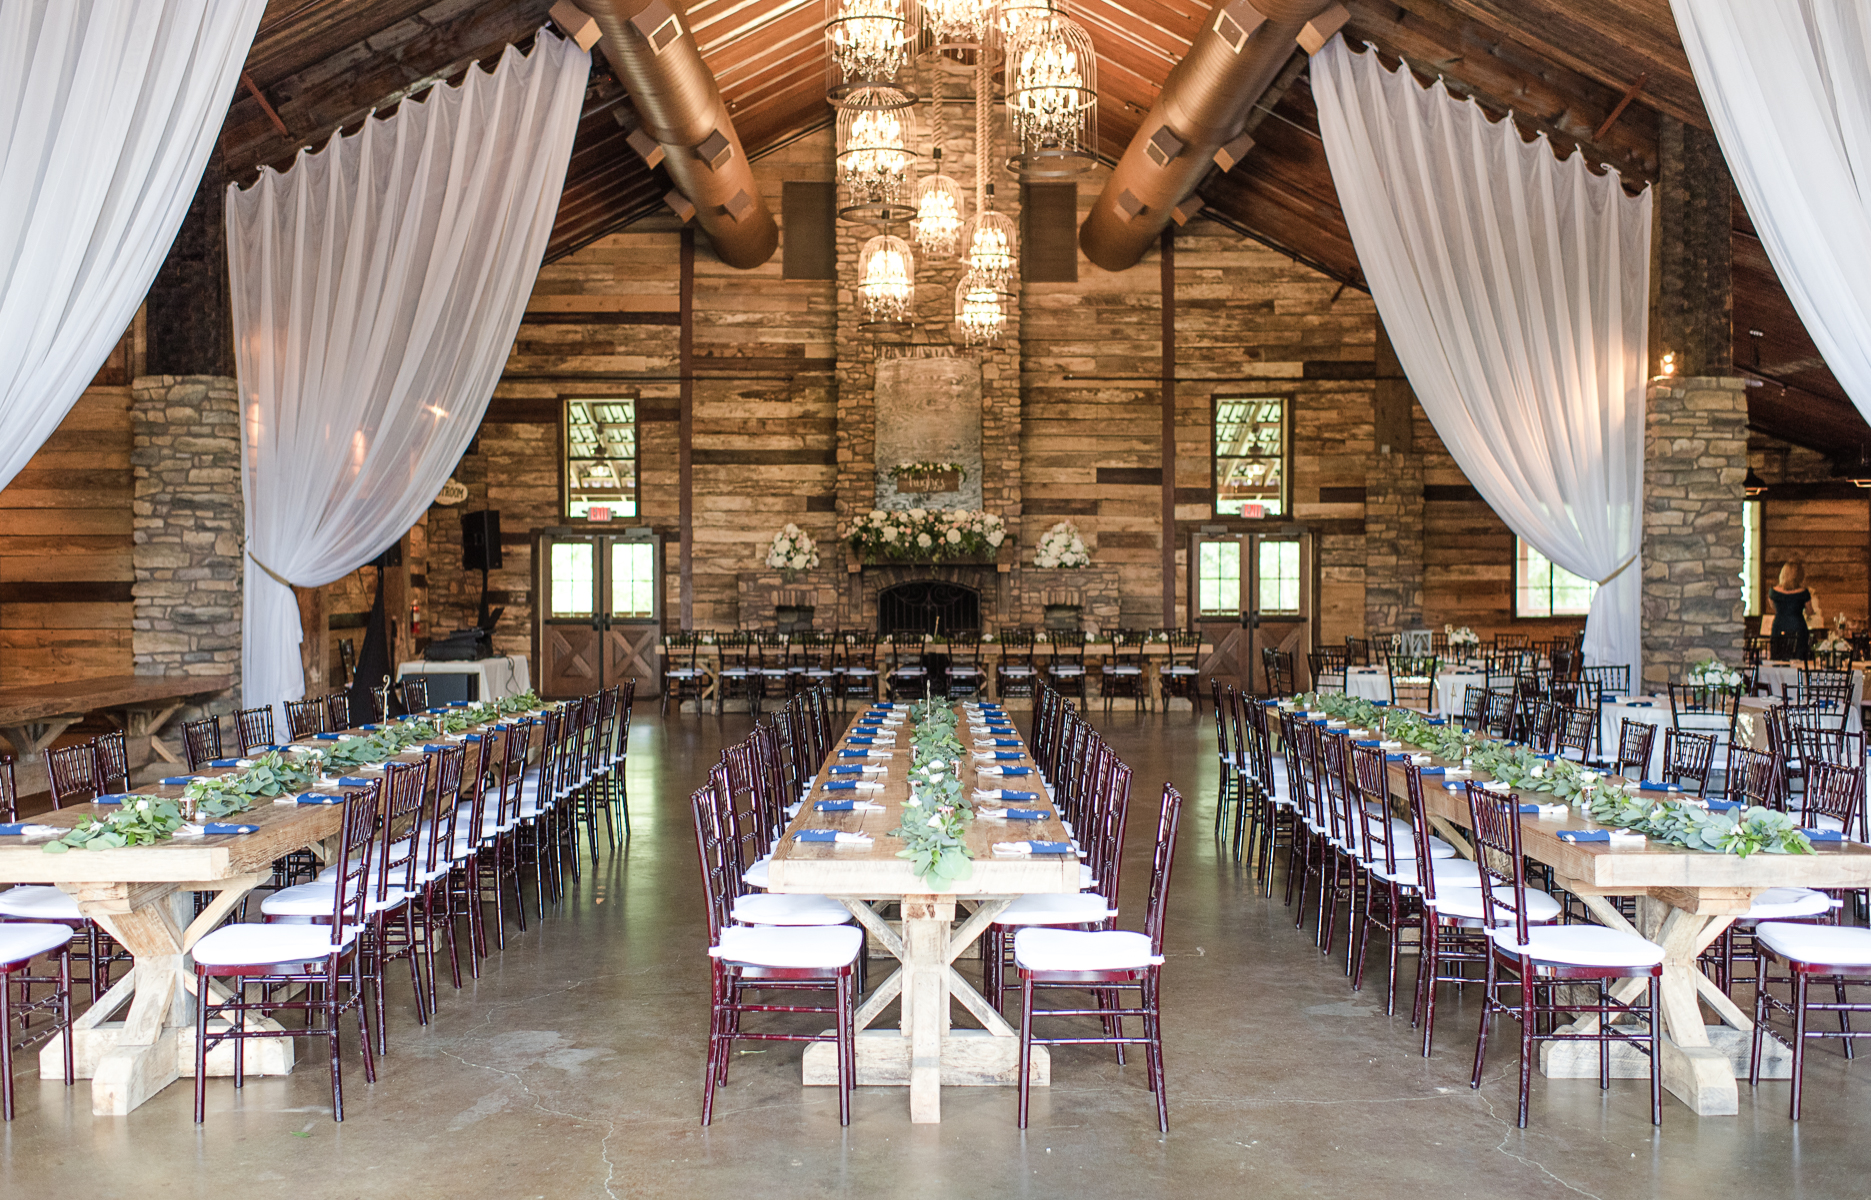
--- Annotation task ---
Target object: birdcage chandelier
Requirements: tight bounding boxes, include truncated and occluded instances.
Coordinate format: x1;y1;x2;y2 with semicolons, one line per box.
954;267;1008;344
826;0;919;97
922;0;997;50
961;185;1017;286
1005;10;1096;176
858;234;917;324
837;94;920;220
910;150;966;257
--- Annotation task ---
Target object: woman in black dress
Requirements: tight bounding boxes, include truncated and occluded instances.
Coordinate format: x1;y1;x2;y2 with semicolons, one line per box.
1769;561;1821;660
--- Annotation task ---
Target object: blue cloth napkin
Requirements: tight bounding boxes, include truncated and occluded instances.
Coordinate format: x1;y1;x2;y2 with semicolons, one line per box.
1385;752;1409;762
817;799;857;811
1625;701;1654;708
1707;798;1744;812
159;776;199;786
200;823;259;835
829;765;865;775
871;703;897;710
856;720;884;727
1417;766;1446;776
1354;739;1381;747
449;701;472;708
209;758;242;768
427;707;447;715
1637;781;1680;793
1372;700;1391;707
989;738;1020;746
979;704;1003;711
997;790;1039;801
337;776;377;788
1803;827;1846;843
996;766;1032;776
422;744;451;753
1517;804;1547;814
0;823;43;836
95;793;137;804
1536;753;1557;761
1025;840;1074;855
315;732;344;740
1003;808;1050;820
1425;718;1448;726
838;750;870;759
993;751;1022;760
360;723;382;731
464;733;483;743
291;793;344;804
823;781;858;791
847;736;876;745
794;829;841;843
1557;829;1612;843
986;723;1015;732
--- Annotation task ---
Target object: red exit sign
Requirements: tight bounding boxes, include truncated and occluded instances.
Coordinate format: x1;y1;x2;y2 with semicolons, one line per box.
588;506;612;523
1245;503;1264;519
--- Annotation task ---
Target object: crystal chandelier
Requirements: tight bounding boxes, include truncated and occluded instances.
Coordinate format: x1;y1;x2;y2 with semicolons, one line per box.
826;0;918;97
954;267;1007;345
923;0;997;49
837;93;918;219
911;150;965;257
998;0;1056;42
1005;11;1096;177
962;184;1016;286
858;234;916;324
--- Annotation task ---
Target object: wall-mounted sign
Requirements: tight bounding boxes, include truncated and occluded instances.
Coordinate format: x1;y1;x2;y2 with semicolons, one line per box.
435;478;470;506
588;506;613;523
1245;503;1265;519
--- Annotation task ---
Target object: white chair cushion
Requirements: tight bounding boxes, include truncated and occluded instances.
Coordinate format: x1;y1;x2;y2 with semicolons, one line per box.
1162;665;1198;675
1000;666;1036;676
1078;863;1095;889
0;885;82;920
262;882;410;917
1015;928;1162;972
1754;921;1871;966
711;924;862;969
1487;924;1665;968
995;892;1114;927
1373;857;1483;889
1049;666;1085;677
742;857;771;888
1104;666;1143;676
0;922;75;965
1429;886;1563;923
193;922;358;967
731;892;853;926
1741;887;1836;921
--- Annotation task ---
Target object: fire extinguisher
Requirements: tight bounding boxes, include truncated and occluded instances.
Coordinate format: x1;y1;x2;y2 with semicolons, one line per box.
411;599;422;641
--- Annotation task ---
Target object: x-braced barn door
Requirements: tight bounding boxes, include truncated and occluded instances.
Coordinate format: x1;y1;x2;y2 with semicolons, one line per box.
538;527;663;699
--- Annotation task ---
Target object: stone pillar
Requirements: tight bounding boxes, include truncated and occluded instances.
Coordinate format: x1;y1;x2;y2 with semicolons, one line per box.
131;375;244;721
1364;321;1423;636
1650;119;1733;379
1640;377;1748;689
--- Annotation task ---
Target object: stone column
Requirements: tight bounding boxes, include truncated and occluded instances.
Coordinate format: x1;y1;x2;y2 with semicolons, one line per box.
1640;376;1748;689
131;375;244;721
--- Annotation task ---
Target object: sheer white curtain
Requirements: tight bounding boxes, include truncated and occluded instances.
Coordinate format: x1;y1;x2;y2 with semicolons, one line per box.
1312;37;1652;681
1672;0;1871;419
0;0;262;493
229;31;588;710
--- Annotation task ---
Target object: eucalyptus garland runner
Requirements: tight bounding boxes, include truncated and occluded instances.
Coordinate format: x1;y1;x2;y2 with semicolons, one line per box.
1294;692;1813;858
893;698;978;885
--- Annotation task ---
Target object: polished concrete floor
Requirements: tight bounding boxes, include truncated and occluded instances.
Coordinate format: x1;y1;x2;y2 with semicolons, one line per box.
4;708;1871;1199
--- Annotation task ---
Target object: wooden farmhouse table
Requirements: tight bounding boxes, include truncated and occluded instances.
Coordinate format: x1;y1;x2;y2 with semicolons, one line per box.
0;709;528;1115
1376;727;1871;1116
0;674;236;795
765;703;1077;1123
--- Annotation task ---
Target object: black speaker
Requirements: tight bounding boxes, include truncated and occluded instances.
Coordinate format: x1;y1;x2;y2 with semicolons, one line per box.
461;509;502;572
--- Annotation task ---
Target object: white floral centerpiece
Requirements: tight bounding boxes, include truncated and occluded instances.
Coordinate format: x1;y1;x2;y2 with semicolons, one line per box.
764;523;820;582
1686;656;1743;689
1444;624;1480;656
1034;521;1090;569
845;508;1008;563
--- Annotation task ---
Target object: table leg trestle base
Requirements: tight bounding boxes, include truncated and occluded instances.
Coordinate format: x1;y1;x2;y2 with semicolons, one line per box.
803;1029;1048;1087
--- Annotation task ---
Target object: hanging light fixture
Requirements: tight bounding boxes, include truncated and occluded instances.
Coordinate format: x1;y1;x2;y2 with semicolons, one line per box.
1005;10;1096;177
858;234;916;325
954;266;1008;344
837;92;919;220
923;0;997;50
826;0;919;99
911;151;966;256
998;0;1056;44
962;183;1017;285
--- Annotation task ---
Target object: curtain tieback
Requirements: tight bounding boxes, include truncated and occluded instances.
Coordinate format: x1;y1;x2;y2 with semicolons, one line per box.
1596;554;1638;588
246;550;296;590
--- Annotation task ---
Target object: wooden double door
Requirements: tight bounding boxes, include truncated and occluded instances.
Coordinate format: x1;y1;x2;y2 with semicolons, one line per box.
537;527;663;699
1191;531;1313;693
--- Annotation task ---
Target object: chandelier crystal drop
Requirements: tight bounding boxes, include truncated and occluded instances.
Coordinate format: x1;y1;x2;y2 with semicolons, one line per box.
826;0;918;94
1005;11;1097;176
910;152;965;258
954;267;1007;345
858;234;917;324
923;0;997;49
837;95;918;214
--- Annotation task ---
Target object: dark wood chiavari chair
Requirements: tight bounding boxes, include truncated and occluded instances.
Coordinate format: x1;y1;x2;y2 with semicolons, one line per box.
1100;629;1149;713
400;676;430;712
232;705;276;755
1579;663;1631;697
996;628;1039;699
1262;646;1294;698
1660;728;1718;797
1481;689;1516;740
945;630;987;699
1668;682;1740;745
414;743;468;995
283;697;326;740
1552;706;1596;763
1726;746;1785;810
661;629;711;715
1159;629;1203;715
1046;629;1088;702
1387;654;1438;712
1344;635;1372;667
1308;647;1348;696
1600;718;1656;778
91;729;128;794
180;716;223;773
45;743;101;807
324;690;352;732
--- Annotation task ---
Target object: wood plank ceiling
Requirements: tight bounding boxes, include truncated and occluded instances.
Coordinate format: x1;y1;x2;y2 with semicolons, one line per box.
225;0;1868;462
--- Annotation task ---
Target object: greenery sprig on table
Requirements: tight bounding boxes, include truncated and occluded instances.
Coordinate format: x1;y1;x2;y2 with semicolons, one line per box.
1293;692;1813;857
318;718;441;772
183;750;321;818
43;797;185;853
894;699;977;886
496;690;542;715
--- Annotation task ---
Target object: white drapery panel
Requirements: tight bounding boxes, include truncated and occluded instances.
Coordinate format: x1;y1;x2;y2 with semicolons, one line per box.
230;31;588;710
0;0;263;493
1312;37;1652;681
1671;0;1871;420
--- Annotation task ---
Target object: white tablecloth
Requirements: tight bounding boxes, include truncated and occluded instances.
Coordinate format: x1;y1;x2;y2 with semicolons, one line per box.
1342;666;1485;716
1598;694;1790;778
1755;662;1864;712
397;655;532;702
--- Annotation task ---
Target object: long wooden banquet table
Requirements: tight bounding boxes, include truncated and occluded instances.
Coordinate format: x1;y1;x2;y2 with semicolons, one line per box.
765;701;1077;1123
0;704;531;1116
1351;708;1871;1116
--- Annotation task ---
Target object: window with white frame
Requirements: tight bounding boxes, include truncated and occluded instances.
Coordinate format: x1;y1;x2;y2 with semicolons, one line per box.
1514;538;1597;618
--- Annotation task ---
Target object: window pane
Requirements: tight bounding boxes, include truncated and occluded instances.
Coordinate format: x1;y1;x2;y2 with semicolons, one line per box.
1259;540;1300;613
566;397;637;519
1198;541;1240;614
610;542;656;618
1742;500;1761;618
1215;397;1285;516
1515;539;1595;618
549;542;596;618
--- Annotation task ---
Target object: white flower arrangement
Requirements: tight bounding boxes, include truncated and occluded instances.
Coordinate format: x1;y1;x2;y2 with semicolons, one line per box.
889;460;967;482
1034;521;1090;569
1443;624;1480;653
764;523;820;574
1818;632;1852;655
1686;657;1743;689
845;508;1007;562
